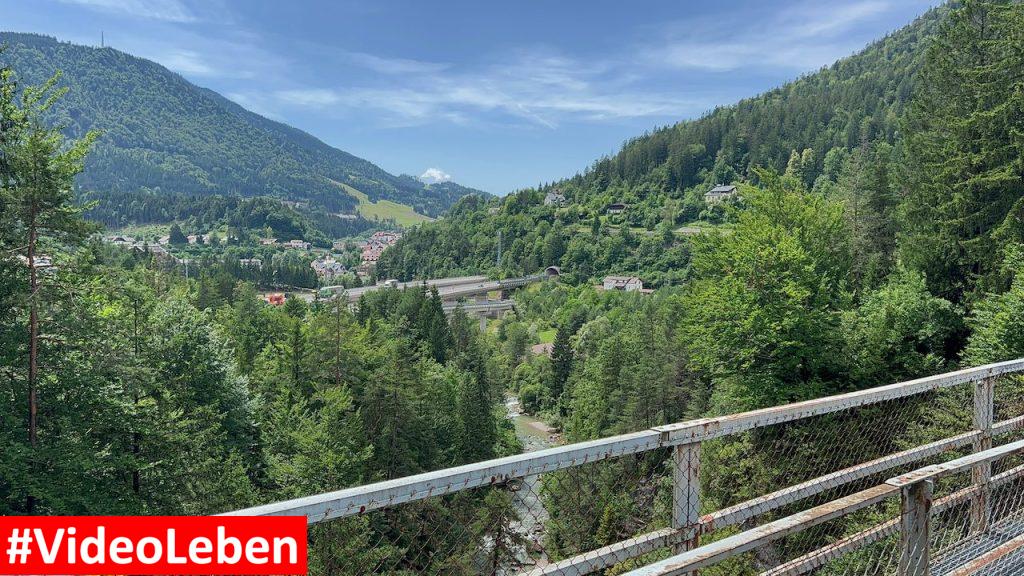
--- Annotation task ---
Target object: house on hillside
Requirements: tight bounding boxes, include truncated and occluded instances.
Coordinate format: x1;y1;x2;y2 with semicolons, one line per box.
544;191;566;206
239;258;262;269
370;230;402;244
260;238;278;246
606;203;627;215
311;257;347;279
284;239;311;250
602;275;644;292
361;246;383;263
705;184;738;204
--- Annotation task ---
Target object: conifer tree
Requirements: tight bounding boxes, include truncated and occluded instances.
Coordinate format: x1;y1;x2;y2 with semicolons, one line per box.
900;0;1024;301
168;222;187;245
2;69;97;512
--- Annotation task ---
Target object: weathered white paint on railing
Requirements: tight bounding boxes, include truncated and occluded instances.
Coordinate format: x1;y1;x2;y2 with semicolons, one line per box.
886;438;1024;488
224;361;1023;524
706;429;978;531
655;359;1024;445
623;484;899;576
220;360;1024;575
760;462;1024;576
222;429;661;523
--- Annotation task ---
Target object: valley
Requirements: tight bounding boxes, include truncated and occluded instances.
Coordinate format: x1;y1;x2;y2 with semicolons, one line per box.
2;1;1024;574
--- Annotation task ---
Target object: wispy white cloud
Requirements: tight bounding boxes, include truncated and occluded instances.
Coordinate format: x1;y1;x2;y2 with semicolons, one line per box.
57;0;195;22
346;52;451;75
106;0;922;134
419;168;453;183
275;88;342;107
783;0;891;37
105;27;286;83
650;0;899;71
267;48;700;129
160;49;215;76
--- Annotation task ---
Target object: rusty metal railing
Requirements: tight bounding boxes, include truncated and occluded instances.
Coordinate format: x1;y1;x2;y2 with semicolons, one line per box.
224;359;1024;575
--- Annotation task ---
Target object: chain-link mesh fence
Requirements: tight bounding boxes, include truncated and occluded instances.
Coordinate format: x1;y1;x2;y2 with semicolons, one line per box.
230;365;1024;575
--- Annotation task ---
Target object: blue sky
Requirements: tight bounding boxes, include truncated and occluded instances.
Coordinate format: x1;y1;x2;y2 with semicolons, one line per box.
2;0;938;194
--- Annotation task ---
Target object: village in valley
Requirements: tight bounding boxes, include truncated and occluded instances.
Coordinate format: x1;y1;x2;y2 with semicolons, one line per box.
102;225;403;302
95;180;745;305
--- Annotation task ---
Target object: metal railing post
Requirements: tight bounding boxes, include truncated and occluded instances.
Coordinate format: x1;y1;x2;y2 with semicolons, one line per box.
672;442;701;557
971;376;995;533
899;479;933;576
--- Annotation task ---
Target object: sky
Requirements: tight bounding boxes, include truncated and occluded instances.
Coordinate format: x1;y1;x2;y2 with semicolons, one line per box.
1;0;939;194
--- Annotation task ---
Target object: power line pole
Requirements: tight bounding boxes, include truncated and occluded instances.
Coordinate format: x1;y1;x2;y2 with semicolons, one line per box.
496;230;502;266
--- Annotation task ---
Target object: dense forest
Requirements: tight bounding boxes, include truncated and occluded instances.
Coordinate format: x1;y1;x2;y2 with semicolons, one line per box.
0;57;516;575
3;1;1024;575
83;189;376;245
0;32;488;217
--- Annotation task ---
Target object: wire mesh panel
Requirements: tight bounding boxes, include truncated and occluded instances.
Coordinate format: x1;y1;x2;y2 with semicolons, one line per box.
224;361;1024;576
758;497;903;576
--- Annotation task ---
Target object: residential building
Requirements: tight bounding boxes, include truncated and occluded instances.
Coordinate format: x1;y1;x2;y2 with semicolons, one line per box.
361;246;383;263
369;231;401;244
311;257;347;279
544;191;566;206
239;258;263;269
602;275;644;292
705;184;738;204
260;238;278;246
606;203;627;215
359;230;401;265
284;239;311;250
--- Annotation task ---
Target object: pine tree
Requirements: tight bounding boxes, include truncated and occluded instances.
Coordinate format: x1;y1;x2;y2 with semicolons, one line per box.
419;286;451;364
168;222;187;245
2;69;97;512
837;142;896;292
900;0;1024;302
550;312;584;408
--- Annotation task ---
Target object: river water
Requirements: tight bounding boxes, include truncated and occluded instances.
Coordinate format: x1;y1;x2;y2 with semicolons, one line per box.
505;395;561;571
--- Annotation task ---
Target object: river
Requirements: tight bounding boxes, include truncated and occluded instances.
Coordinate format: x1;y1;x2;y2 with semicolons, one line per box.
505;395;561;571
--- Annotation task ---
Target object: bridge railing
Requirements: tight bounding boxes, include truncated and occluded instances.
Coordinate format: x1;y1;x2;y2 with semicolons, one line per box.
224;359;1024;575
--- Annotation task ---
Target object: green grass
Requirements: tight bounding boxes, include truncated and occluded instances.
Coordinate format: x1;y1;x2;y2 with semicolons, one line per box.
108;223;171;240
333;181;434;227
537;328;557;344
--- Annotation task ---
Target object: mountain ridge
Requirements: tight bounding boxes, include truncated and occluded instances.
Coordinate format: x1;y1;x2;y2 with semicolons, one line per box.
0;32;488;218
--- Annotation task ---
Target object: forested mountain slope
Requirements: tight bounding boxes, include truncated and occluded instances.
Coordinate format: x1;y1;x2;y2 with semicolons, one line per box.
377;6;948;282
0;32;487;216
553;6;944;217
